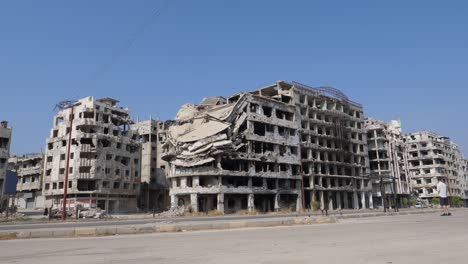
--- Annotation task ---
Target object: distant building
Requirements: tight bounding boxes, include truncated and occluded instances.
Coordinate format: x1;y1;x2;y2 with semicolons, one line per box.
8;154;44;209
405;131;466;203
42;97;141;213
364;118;411;208
132;119;173;212
0;121;12;205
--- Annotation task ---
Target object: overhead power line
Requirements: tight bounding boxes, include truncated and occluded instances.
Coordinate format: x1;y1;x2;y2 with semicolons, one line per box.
71;0;173;99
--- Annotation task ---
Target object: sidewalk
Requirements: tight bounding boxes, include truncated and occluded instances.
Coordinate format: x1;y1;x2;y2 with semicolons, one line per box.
0;208;451;240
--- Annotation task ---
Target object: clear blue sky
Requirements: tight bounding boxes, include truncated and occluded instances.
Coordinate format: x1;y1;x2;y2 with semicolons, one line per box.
1;0;467;156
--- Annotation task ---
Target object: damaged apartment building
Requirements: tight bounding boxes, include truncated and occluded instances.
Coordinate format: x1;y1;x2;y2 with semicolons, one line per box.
364;118;411;208
405;131;466;203
8;154;44;209
42;97;141;213
162;81;372;213
132;119;173;212
0;121;12;203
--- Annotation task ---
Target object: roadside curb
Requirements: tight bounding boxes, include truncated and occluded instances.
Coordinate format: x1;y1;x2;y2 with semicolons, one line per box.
0;209;441;240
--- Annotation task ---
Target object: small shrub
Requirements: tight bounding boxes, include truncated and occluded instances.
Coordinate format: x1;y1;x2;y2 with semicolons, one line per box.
235;209;259;215
207;210;224;216
452;197;464;208
310;201;320;211
402;198;409;207
432;197;440;205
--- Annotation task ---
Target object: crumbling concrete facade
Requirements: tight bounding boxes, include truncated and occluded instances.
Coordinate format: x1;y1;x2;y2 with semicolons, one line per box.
291;82;372;210
163;81;372;213
163;91;302;213
42;97;141;213
7;154;44;209
364;118;411;208
405;131;466;203
132;119;173;212
462;160;468;205
0;121;12;203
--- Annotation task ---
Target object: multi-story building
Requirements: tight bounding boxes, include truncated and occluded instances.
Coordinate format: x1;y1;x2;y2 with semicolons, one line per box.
132;119;173;212
162;81;372;213
42;97;141;213
462;159;468;205
0;121;12;204
292;82;371;210
405;131;465;203
364;118;411;208
8;154;44;209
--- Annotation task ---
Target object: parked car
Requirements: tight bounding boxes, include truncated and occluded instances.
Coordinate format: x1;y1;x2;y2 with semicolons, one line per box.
415;201;426;208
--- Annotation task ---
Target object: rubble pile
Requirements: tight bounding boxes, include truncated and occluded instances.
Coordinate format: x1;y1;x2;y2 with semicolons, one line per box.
78;208;111;219
158;206;186;218
0;212;25;220
163;95;249;168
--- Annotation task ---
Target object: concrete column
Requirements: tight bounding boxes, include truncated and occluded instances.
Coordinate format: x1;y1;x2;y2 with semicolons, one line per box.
320;191;325;210
248;178;252;188
217;193;224;212
353;191;359;209
190;193;198;212
116;200;120;213
296;192;303;212
311;190;316;202
193;176;200;187
170;195;177;208
328;196;334;211
343;192;349;209
181;177;187;188
336;192;342;210
361;192;366;209
369;193;374;209
248;193;254;212
216;156;222;170
274;193;280;211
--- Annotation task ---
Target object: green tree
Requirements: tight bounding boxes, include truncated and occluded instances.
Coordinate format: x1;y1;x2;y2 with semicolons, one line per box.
451;197;464;208
432;197;440;205
402;198;409;207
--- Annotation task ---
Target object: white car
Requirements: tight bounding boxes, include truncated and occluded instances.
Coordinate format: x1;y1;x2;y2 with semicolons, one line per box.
415;202;426;208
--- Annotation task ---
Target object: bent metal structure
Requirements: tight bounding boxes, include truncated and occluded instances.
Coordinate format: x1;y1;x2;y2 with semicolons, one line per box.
163;81;372;213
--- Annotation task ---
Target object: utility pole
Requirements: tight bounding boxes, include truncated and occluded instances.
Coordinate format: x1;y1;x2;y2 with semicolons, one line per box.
392;177;398;212
298;132;306;211
62;106;75;221
380;176;386;213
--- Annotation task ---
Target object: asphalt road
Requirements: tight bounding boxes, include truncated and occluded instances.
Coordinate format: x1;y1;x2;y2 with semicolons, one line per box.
1;211;466;264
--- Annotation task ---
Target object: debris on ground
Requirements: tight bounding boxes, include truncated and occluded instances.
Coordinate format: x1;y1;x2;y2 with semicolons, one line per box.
158;206;186;218
78;208;111;219
0;212;25;220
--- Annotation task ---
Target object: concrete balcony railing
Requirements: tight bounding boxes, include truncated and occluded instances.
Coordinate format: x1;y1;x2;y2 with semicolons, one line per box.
18;166;42;175
80;144;97;153
74;118;98;127
0;148;9;159
411;172;446;177
79;159;95;167
17;182;41;191
412;183;436;189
